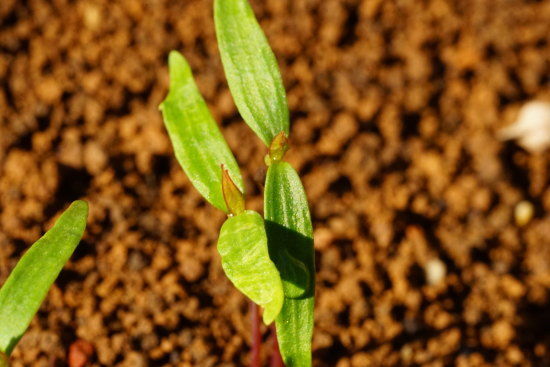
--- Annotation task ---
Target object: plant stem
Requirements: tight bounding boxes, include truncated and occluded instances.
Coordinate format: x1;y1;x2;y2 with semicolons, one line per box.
270;325;284;367
0;351;7;367
250;302;261;367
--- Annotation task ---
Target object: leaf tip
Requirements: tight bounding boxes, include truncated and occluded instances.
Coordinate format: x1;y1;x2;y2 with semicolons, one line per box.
261;290;284;325
166;50;191;90
70;200;89;217
262;311;275;326
168;50;184;68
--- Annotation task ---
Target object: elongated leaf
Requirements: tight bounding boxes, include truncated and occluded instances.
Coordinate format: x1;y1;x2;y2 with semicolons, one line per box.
265;162;314;367
218;210;284;324
160;51;243;212
0;200;88;355
215;0;289;146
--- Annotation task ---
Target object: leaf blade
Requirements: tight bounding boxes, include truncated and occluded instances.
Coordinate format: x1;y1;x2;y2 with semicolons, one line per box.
264;162;314;367
215;0;289;146
218;210;284;324
160;51;243;212
0;200;88;355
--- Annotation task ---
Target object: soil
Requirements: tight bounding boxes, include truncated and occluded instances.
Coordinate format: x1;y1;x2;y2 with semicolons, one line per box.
1;0;550;366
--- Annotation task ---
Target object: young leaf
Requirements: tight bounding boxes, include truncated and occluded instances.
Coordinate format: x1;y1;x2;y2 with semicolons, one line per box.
221;166;245;216
265;131;289;166
265;162;314;367
160;51;243;212
214;0;289;146
218;210;284;324
0;200;88;356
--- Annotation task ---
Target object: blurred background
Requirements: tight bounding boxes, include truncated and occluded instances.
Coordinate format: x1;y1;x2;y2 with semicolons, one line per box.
1;0;549;366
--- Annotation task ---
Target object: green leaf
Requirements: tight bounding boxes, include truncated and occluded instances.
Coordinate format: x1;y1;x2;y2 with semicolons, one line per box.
265;162;314;367
218;210;284;324
160;51;243;212
0;200;88;355
215;0;289;146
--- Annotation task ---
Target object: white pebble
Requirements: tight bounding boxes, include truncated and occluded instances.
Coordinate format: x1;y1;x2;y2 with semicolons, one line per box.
425;258;447;286
514;200;534;226
498;101;550;153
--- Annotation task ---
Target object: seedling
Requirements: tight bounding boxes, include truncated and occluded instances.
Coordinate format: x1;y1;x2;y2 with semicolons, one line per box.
160;0;314;366
0;201;88;366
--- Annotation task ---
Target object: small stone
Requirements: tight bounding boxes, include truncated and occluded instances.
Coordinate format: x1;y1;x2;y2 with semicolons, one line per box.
499;101;550;153
83;3;101;30
68;340;94;367
506;345;524;364
84;141;107;174
514;200;534;226
425;258;447;286
36;76;63;104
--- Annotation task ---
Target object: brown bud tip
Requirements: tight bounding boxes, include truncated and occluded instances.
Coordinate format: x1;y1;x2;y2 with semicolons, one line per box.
221;165;245;216
266;132;289;166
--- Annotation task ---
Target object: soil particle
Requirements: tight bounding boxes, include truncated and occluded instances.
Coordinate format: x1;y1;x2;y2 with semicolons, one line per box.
68;340;94;367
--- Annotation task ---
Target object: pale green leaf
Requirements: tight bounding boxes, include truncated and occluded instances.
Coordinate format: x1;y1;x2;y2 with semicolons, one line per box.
215;0;289;146
218;210;284;324
0;200;88;355
265;162;314;367
160;51;243;212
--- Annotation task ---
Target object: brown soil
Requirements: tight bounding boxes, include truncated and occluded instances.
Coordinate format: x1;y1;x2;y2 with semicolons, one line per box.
1;0;550;366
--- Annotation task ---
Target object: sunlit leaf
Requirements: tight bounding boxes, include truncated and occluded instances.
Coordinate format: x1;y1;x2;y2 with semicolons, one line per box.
215;0;289;146
218;210;284;324
265;162;314;367
0;201;88;356
160;51;243;212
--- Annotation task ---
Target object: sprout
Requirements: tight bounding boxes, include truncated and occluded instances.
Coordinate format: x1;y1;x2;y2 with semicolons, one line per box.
0;201;88;362
160;0;314;365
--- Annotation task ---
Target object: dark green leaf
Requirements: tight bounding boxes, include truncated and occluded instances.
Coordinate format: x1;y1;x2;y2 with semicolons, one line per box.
215;0;289;146
265;162;314;367
0;201;88;355
218;210;284;324
160;51;243;212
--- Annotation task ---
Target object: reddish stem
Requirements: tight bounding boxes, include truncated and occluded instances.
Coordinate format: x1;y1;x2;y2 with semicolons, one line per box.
250;302;262;367
270;325;284;367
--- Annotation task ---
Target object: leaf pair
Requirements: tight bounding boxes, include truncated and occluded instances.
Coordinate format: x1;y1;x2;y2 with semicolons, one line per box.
0;201;88;357
160;0;290;210
160;49;285;323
